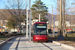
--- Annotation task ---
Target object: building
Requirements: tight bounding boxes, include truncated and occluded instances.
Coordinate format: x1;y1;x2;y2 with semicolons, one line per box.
32;19;38;25
55;21;70;27
0;20;8;32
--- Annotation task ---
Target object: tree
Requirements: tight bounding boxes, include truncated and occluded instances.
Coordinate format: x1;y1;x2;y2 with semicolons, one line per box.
7;19;17;29
31;0;48;22
5;0;27;33
56;0;75;36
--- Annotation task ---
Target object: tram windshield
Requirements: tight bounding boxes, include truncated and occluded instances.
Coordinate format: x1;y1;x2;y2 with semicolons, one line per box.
36;24;47;35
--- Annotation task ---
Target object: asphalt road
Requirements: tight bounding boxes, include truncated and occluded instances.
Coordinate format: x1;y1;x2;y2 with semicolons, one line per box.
0;36;71;50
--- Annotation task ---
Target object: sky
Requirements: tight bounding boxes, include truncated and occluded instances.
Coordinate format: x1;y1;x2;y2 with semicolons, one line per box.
0;0;74;14
0;0;57;14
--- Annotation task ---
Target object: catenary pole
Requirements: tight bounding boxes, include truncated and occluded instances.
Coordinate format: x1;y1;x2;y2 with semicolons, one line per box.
26;7;28;38
29;0;31;41
52;6;54;37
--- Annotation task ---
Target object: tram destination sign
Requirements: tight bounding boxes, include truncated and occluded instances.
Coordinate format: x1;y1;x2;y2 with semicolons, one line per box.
37;26;46;28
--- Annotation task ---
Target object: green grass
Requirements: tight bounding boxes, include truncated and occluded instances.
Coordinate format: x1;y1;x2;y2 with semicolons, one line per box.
0;38;9;41
0;35;9;41
22;33;26;35
0;35;7;38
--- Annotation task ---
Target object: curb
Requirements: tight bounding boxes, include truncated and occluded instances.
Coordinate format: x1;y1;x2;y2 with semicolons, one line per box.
0;36;16;47
53;41;75;50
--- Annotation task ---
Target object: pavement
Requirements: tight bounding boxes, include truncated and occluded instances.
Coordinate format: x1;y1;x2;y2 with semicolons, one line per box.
0;36;72;50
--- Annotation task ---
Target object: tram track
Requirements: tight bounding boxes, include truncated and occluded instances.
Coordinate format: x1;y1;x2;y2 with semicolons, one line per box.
15;37;21;50
0;36;70;50
15;37;53;50
41;43;53;50
15;36;53;50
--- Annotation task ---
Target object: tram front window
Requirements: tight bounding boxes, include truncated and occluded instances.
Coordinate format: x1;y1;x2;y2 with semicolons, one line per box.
36;26;47;35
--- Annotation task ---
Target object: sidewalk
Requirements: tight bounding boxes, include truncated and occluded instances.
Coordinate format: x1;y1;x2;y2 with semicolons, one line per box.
18;36;71;50
0;36;72;50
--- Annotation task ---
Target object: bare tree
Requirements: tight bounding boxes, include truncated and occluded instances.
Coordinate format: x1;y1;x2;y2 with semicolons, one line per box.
5;0;28;34
56;0;75;36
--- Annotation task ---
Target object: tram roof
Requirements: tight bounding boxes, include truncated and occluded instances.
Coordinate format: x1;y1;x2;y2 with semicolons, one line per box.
34;22;47;25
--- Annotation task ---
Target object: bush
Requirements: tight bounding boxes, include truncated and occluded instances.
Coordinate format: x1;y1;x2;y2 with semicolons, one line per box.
0;32;4;35
5;34;12;36
1;32;8;36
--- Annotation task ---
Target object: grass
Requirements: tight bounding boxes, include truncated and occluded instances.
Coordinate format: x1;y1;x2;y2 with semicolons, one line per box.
22;33;26;35
0;33;26;42
48;33;75;41
56;33;75;47
67;33;75;37
0;38;9;41
0;35;7;38
0;35;9;41
64;33;75;42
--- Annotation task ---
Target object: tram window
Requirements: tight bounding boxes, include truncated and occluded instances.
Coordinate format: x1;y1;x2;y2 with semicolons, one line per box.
33;26;36;34
36;28;47;34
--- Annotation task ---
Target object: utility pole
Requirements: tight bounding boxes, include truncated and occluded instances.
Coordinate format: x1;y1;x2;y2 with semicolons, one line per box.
53;17;55;37
52;6;55;37
26;7;28;38
29;0;31;41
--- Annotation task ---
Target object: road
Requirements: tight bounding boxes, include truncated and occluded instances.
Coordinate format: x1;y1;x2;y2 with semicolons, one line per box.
0;36;71;50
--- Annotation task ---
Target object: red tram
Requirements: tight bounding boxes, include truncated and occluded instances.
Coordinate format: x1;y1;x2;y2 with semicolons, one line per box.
33;22;48;42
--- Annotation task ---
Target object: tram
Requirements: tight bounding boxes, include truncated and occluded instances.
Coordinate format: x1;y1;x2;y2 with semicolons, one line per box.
33;22;48;42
